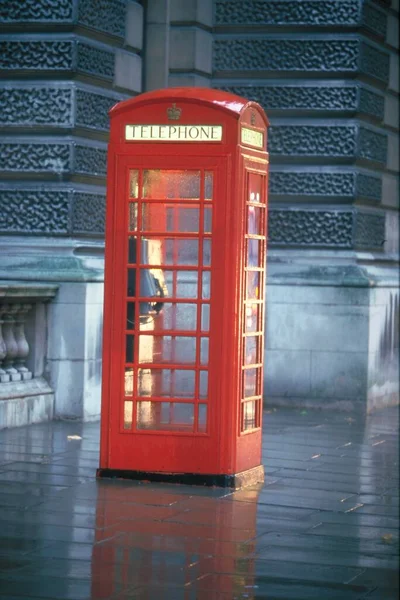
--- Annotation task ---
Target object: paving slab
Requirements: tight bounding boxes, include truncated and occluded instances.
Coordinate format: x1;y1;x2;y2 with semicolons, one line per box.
0;407;398;599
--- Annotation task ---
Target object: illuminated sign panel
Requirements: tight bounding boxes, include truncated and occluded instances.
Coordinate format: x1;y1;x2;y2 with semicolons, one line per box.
241;127;264;149
125;124;223;142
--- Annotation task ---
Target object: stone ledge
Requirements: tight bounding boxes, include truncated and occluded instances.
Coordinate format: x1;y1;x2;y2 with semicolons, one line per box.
0;283;58;301
0;378;54;430
0;376;53;401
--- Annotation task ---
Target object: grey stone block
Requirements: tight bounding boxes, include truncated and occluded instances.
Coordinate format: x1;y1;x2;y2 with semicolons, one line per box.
125;1;144;50
264;349;311;397
310;351;368;400
114;50;142;93
266;302;369;353
170;0;213;27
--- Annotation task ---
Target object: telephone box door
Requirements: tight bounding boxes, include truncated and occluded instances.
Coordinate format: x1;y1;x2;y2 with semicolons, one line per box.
103;155;227;475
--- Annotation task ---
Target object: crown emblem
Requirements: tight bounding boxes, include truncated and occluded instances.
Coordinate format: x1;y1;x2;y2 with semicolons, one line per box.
250;111;256;125
167;103;182;120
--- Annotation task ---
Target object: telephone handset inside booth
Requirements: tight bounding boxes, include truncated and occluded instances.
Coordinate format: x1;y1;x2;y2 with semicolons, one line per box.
127;238;168;325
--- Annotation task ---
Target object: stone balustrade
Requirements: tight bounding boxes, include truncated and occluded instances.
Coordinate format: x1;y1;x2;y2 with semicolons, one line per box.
0;283;58;428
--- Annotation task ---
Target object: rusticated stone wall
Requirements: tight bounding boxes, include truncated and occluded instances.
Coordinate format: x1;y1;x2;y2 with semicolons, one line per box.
213;0;399;254
0;0;143;238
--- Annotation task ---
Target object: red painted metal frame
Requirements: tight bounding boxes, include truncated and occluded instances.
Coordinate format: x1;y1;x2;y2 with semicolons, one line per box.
100;88;269;477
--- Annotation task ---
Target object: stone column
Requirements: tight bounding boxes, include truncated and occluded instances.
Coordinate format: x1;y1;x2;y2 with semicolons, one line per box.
0;306;10;383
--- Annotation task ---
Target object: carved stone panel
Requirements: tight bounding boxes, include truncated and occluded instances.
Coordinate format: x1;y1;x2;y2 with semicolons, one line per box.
268;210;354;248
215;1;361;26
0;189;70;234
0;87;73;127
1;0;74;22
0;143;71;174
354;211;386;247
268;126;357;157
269;172;356;198
71;192;106;234
358;127;388;164
77;0;126;37
213;38;390;84
217;84;384;121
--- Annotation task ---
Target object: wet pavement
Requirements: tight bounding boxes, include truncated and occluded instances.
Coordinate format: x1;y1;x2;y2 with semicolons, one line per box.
0;407;398;600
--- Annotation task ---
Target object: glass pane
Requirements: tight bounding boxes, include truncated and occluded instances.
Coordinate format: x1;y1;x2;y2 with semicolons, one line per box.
149;302;197;331
165;239;199;266
198;404;207;433
203;239;211;267
137;401;194;431
127;268;136;297
163;271;198;299
128;236;137;264
124;401;133;430
242;401;257;431
248;206;261;235
199;371;208;399
244;368;258;398
245;336;258;365
141;203;166;232
129;170;139;198
249;191;260;203
126;302;135;330
201;304;210;331
128;203;138;230
245;303;259;333
143;170;200;199
204;207;212;233
200;337;209;365
205;171;213;200
247;239;259;268
165;205;200;233
124;368;134;396
202;272;211;299
126;335;134;363
138;368;195;398
139;336;196;364
247;271;260;300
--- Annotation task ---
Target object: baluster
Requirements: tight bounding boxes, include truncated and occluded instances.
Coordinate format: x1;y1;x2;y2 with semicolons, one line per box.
0;305;11;383
14;303;33;381
2;304;22;382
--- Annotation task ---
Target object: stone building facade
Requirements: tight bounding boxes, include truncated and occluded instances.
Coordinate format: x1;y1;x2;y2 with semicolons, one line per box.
0;0;398;428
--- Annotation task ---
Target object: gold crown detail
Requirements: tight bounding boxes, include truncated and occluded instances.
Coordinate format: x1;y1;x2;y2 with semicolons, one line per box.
167;103;182;120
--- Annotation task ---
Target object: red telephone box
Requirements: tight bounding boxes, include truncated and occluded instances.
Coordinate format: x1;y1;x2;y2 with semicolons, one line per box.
98;88;269;487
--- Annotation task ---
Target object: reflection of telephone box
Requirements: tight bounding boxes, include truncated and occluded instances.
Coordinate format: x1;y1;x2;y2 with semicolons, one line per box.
98;88;269;487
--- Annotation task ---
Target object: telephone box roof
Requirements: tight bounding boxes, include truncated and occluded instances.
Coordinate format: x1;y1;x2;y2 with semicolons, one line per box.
109;87;269;124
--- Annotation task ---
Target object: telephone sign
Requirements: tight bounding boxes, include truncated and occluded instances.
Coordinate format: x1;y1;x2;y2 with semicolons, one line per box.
98;88;269;488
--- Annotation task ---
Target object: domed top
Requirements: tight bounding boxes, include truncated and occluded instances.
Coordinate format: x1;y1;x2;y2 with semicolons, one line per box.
110;87;267;123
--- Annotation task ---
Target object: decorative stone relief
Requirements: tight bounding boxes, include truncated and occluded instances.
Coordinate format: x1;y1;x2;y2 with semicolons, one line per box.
362;2;387;36
218;85;359;111
77;0;126;37
268;210;353;247
213;39;359;72
217;84;384;121
268;126;357;157
71;193;106;234
360;42;390;83
354;212;386;247
76;90;118;131
0;144;70;173
76;43;114;79
74;145;107;176
1;0;73;22
0;189;70;233
0;87;73;126
356;173;382;200
269;172;355;197
358;128;387;164
359;88;385;121
0;40;73;70
215;1;360;26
